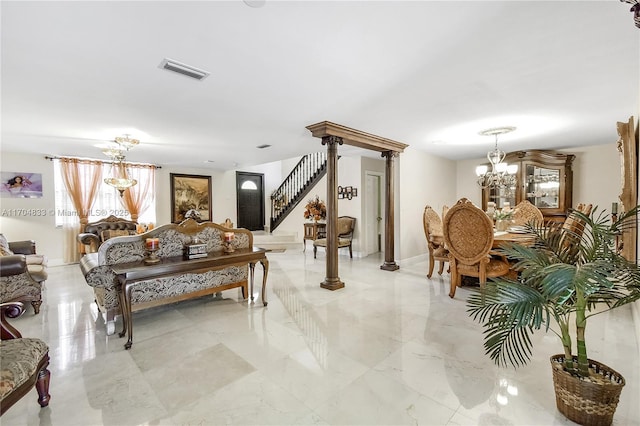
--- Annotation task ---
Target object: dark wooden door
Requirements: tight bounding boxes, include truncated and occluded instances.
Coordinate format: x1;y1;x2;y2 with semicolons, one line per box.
236;172;264;231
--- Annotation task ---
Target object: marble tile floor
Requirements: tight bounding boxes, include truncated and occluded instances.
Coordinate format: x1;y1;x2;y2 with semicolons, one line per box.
3;250;639;426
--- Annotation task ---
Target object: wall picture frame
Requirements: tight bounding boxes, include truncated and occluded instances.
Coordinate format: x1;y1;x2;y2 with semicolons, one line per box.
170;173;212;223
0;172;43;198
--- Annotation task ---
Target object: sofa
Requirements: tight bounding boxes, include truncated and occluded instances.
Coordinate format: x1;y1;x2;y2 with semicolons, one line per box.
77;215;138;254
79;219;254;335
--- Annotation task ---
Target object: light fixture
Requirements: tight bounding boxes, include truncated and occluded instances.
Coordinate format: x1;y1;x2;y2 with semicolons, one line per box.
475;126;518;190
103;134;139;196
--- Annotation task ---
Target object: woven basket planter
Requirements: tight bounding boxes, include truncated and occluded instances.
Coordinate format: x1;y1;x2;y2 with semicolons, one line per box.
550;355;625;426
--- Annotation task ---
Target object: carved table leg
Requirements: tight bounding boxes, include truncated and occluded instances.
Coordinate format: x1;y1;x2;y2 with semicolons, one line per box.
259;257;269;306
117;280;128;338
249;262;256;302
123;284;134;350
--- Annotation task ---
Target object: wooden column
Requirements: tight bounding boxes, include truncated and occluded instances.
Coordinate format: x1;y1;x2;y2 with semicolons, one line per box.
380;150;400;271
321;135;345;290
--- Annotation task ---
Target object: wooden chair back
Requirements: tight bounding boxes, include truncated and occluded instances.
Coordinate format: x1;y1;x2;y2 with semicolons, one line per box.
512;200;544;227
561;203;593;245
423;206;443;239
443;198;494;264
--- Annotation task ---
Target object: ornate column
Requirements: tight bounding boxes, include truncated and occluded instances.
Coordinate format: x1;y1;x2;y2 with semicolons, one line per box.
380;150;400;271
321;135;345;290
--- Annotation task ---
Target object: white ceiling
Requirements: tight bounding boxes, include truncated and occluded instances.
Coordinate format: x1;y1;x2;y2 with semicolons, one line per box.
1;1;638;170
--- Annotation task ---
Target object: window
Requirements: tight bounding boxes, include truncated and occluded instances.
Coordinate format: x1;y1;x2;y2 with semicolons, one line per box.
241;180;258;190
53;160;156;226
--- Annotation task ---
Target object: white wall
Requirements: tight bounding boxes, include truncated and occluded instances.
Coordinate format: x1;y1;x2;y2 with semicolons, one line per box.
398;146;458;262
0;152;64;264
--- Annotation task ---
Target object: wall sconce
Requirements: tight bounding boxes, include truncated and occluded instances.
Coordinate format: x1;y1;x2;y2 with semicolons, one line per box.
337;186;358;200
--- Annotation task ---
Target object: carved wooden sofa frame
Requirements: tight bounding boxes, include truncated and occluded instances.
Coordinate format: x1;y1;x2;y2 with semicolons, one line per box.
77;215;138;254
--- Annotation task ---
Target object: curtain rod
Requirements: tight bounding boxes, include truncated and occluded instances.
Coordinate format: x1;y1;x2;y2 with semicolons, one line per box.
44;155;162;169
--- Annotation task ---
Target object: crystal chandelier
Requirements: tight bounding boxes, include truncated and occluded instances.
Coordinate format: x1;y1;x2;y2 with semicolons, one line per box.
475;126;518;189
103;135;139;196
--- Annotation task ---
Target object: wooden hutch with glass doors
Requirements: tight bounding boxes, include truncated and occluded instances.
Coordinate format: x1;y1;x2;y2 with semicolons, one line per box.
481;150;575;223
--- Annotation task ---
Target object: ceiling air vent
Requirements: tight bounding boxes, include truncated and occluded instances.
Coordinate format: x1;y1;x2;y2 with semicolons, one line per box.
257;144;271;149
159;58;210;81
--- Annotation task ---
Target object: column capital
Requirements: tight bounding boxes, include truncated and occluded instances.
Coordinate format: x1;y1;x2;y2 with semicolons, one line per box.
381;150;400;159
322;135;344;146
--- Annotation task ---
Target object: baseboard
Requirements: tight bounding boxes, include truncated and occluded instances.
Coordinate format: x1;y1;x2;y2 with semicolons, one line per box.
398;253;429;266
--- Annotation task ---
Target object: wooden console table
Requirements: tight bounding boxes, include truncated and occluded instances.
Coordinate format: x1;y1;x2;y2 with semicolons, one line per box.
303;222;326;251
112;247;268;349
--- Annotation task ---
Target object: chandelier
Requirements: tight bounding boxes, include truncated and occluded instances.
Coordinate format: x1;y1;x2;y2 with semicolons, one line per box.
475;126;518;189
103;135;139;196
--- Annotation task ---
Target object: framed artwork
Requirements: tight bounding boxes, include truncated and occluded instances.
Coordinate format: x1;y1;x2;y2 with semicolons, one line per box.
0;172;43;198
170;173;212;223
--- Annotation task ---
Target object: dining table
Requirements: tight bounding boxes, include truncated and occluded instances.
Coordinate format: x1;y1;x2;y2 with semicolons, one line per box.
492;230;535;248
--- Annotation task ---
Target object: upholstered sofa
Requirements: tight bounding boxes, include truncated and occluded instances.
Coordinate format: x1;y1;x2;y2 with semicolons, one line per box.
79;219;253;335
77;215;138;254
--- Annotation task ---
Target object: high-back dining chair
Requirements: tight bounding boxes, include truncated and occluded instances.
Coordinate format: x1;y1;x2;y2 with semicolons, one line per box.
512;200;544;227
561;203;593;249
443;198;511;298
423;206;449;278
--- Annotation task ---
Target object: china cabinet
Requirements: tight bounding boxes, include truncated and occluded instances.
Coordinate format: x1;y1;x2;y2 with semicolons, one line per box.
481;150;575;222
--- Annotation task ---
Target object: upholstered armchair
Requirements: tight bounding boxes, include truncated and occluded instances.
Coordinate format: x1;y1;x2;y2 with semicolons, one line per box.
512;200;544;227
443;198;511;299
77;215;138;254
0;235;47;285
0;255;44;314
313;216;356;259
0;301;51;415
423;205;449;278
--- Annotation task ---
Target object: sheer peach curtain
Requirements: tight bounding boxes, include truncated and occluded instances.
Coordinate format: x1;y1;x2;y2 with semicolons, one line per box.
118;163;156;222
59;158;103;262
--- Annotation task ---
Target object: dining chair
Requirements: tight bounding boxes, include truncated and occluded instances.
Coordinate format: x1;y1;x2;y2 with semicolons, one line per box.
512;200;544;227
423;206;448;278
443;198;511;298
561;203;593;249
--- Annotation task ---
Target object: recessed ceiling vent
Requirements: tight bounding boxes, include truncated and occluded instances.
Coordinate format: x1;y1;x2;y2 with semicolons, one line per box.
159;58;210;81
257;144;271;149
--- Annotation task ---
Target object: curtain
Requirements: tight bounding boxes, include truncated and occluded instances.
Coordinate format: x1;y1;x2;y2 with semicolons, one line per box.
59;158;103;262
119;163;156;222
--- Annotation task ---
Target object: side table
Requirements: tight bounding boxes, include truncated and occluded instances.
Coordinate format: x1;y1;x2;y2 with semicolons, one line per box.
303;222;326;251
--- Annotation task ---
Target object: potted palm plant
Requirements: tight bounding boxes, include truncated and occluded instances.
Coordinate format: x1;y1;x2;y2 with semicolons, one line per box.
467;206;640;426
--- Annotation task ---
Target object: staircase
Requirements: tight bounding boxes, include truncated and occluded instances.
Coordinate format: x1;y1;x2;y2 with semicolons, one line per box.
270;152;328;232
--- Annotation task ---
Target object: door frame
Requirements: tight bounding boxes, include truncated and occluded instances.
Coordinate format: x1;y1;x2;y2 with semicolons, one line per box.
235;171;265;231
364;170;384;256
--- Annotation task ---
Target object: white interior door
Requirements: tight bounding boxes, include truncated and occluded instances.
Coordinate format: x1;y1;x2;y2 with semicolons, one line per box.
365;172;382;255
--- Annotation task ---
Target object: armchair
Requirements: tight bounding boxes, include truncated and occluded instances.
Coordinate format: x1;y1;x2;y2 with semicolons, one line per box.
0;234;47;285
313;216;356;259
0;255;44;314
0;301;51;415
77;215;138;254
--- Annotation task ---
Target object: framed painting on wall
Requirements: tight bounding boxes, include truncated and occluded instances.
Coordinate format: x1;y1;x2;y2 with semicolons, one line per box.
170;173;212;223
0;172;43;198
